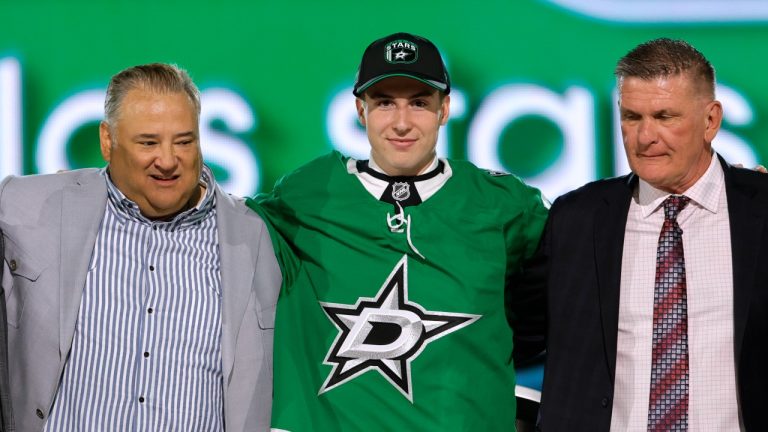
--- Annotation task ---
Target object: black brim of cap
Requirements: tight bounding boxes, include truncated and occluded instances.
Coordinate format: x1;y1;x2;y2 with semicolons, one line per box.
353;73;449;96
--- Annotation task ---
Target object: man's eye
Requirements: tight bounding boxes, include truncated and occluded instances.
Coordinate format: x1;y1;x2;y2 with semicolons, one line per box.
412;100;428;108
176;140;193;145
620;113;639;121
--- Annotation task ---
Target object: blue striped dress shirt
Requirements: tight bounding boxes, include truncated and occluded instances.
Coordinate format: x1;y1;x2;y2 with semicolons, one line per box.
44;166;224;431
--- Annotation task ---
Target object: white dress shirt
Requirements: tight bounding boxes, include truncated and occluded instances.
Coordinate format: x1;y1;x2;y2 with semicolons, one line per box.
611;154;741;431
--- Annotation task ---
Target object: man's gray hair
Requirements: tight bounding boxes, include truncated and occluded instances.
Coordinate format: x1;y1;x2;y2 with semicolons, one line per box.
104;63;201;127
615;38;716;99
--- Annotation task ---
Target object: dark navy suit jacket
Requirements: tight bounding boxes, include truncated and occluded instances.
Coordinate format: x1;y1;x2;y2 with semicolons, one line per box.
539;156;768;431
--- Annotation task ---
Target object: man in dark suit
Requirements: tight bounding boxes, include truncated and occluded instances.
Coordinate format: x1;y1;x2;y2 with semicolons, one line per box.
539;38;767;431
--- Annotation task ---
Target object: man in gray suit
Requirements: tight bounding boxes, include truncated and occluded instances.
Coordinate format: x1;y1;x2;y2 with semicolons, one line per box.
0;63;281;431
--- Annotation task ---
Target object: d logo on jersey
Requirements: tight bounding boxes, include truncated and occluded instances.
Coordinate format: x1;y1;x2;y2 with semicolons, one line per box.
319;255;480;402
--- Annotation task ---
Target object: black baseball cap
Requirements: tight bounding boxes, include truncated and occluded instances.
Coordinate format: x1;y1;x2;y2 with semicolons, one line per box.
353;32;451;97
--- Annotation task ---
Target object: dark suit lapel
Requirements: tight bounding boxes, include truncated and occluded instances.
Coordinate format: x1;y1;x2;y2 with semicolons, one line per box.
594;175;635;380
722;158;765;362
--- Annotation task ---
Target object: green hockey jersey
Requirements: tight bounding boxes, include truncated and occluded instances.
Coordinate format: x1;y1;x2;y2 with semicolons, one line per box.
248;151;548;431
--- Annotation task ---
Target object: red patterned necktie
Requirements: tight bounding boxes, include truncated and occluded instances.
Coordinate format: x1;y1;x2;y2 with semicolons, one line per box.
647;195;691;431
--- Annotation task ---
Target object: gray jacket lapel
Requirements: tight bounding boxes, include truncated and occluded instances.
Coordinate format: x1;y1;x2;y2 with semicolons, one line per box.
216;187;257;386
59;171;107;358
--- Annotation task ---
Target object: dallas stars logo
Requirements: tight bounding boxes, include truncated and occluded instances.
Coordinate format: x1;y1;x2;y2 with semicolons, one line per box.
319;255;480;402
385;40;418;64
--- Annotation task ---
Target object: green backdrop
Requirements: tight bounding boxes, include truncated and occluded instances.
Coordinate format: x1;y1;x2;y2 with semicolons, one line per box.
3;0;767;201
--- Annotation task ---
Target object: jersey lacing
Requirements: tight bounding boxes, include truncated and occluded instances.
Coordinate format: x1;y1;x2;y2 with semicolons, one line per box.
386;202;425;260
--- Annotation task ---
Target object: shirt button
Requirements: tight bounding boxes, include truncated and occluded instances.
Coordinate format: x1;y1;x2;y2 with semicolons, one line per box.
36;408;44;419
147;308;153;314
601;397;610;407
144;352;149;358
153;225;158;231
9;260;17;271
149;265;155;271
139;396;145;403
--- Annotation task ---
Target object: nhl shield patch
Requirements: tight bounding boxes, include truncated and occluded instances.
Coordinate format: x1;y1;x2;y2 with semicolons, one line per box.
385;40;418;64
391;182;411;201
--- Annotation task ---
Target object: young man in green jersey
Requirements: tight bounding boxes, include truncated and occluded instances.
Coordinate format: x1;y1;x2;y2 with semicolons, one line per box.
250;32;548;431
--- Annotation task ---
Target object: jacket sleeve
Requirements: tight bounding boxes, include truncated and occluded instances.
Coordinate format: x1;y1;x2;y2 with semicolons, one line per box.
505;184;549;365
0;226;15;431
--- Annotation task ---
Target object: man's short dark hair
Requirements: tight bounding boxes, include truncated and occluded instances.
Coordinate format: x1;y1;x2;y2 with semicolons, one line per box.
615;38;716;99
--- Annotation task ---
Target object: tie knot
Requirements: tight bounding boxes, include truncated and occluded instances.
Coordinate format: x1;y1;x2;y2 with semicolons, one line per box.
662;195;690;221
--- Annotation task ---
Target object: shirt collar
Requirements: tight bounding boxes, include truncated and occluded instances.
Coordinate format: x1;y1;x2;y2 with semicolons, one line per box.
103;164;217;228
367;154;439;175
637;151;723;218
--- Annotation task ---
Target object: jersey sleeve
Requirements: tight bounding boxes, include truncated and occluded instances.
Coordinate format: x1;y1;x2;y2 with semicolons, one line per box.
501;179;549;364
246;183;302;292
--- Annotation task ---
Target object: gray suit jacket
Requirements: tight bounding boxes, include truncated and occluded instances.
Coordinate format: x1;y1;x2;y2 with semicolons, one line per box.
0;230;12;431
0;168;281;432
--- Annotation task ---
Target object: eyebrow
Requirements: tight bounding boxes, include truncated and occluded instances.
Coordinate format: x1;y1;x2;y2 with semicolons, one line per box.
131;131;197;141
369;90;436;100
653;109;677;116
619;107;677;117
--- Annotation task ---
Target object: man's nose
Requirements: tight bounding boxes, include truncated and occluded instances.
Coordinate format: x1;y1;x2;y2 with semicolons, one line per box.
392;105;412;134
154;143;178;171
637;119;658;146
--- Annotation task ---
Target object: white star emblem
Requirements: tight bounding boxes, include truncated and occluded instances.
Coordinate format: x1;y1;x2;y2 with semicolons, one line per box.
394;50;409;60
319;255;480;402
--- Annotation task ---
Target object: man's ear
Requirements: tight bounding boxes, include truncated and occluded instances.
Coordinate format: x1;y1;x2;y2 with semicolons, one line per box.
355;98;366;127
704;100;723;143
99;121;113;162
438;94;451;126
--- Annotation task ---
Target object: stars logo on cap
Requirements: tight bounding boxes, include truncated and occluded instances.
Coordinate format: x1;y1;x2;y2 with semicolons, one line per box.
385;40;418;64
318;255;480;402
